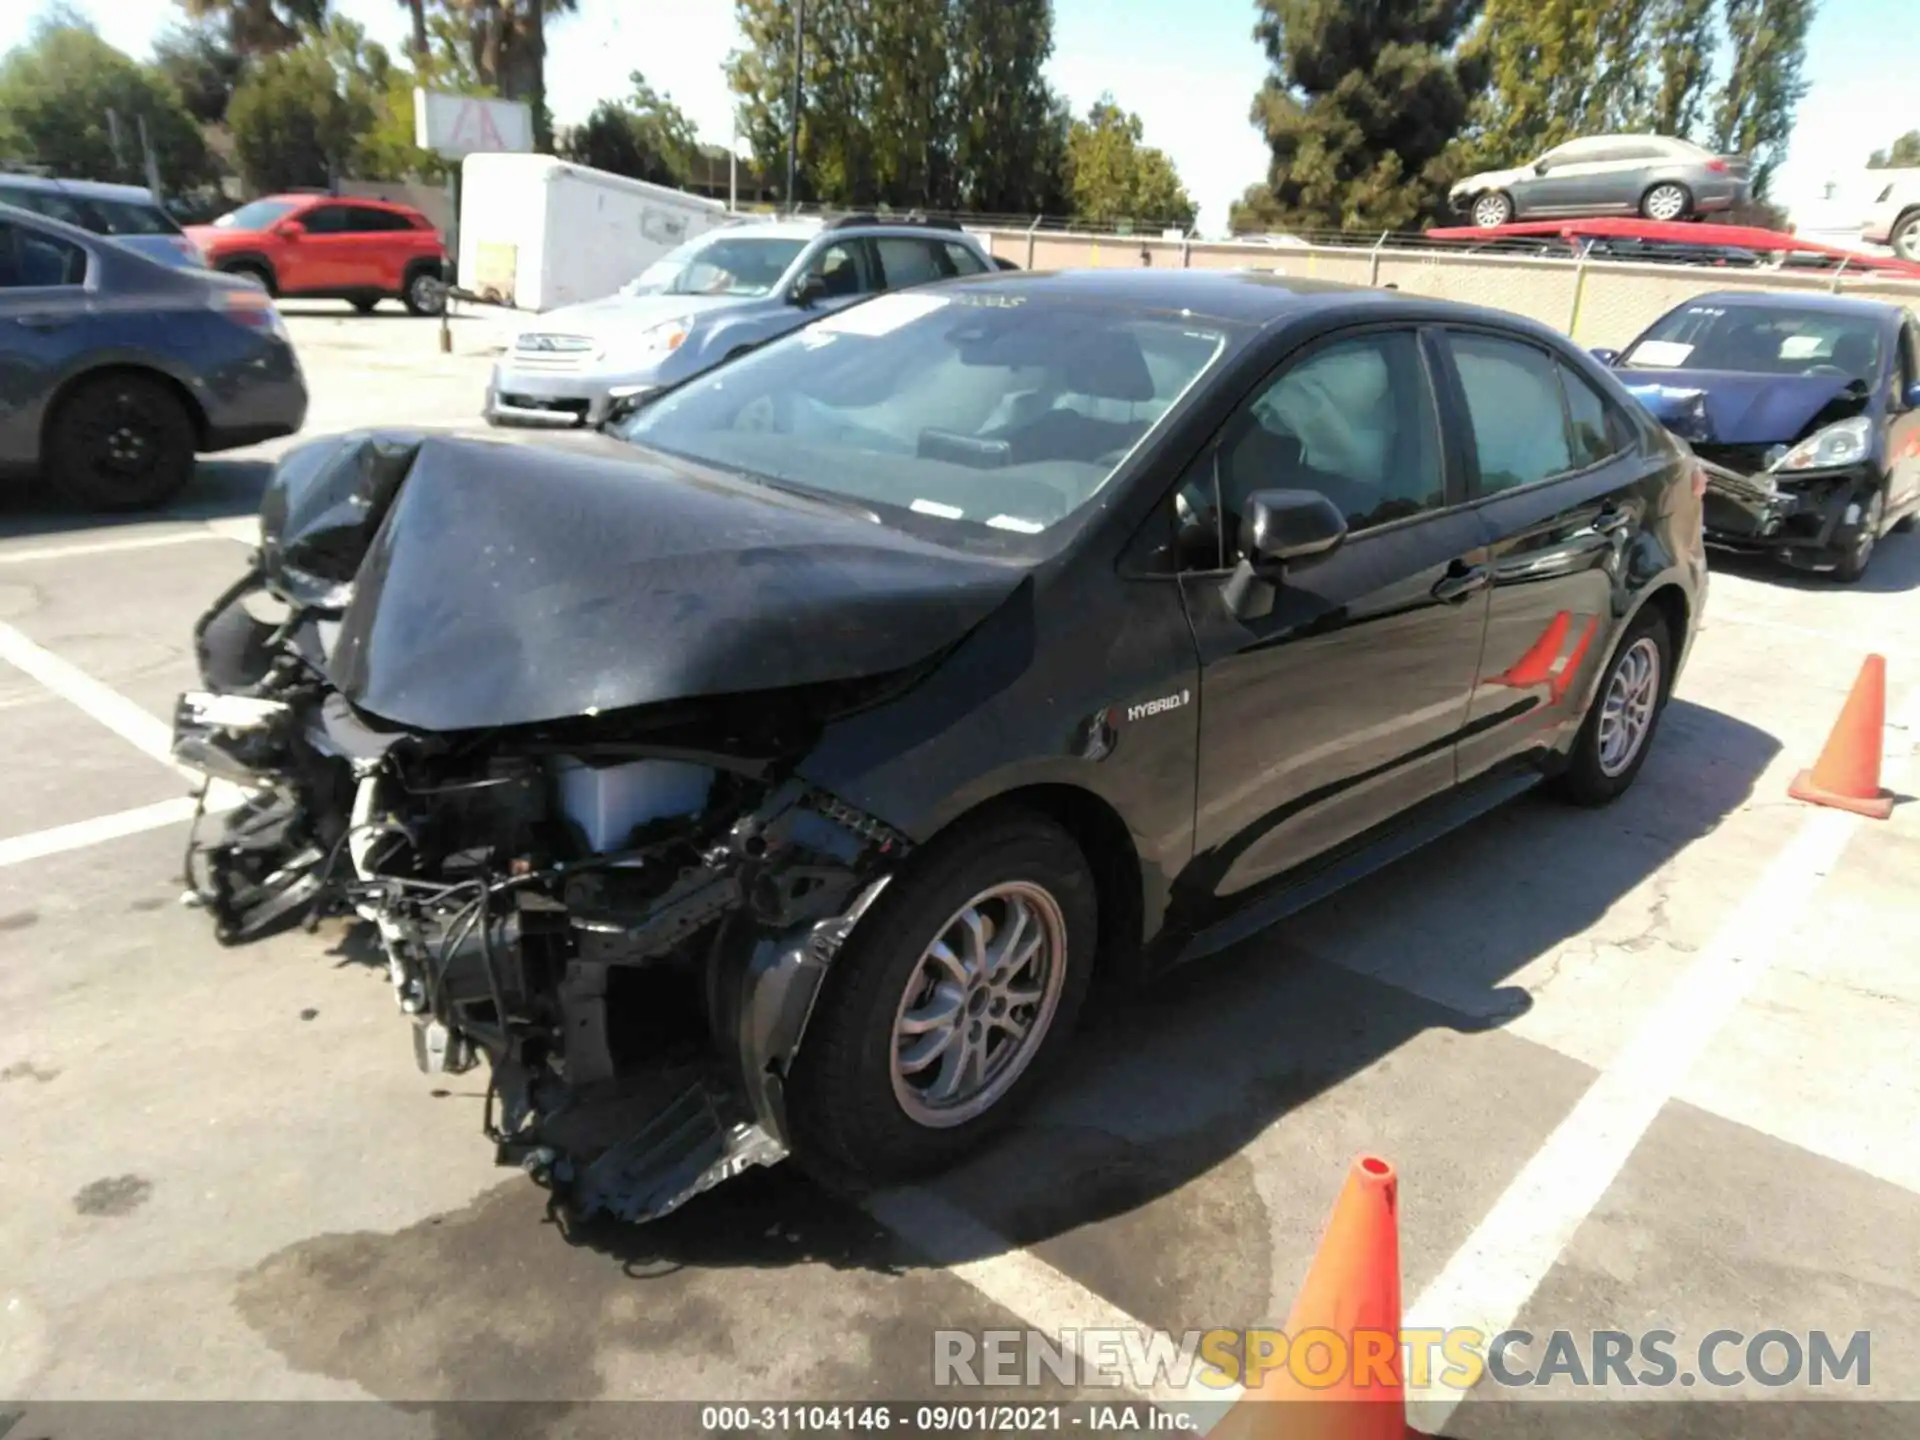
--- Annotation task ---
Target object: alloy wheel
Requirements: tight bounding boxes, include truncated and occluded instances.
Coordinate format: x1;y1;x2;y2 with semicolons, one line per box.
1597;636;1662;778
889;881;1068;1129
1472;194;1511;228
1644;185;1688;221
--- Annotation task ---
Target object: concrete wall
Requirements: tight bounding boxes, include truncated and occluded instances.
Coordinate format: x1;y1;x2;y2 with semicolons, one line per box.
979;229;1920;351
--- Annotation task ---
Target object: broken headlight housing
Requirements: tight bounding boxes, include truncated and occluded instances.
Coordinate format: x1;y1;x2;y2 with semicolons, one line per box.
1772;416;1872;473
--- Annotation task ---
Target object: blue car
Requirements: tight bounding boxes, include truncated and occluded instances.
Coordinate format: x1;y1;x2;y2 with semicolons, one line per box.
1597;291;1920;583
0;201;308;510
0;172;206;271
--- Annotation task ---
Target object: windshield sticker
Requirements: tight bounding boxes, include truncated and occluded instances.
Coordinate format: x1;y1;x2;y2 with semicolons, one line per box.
1629;340;1694;366
1683;306;1726;317
986;515;1045;533
910;498;964;519
815;292;950;337
954;292;1026;309
1779;335;1826;359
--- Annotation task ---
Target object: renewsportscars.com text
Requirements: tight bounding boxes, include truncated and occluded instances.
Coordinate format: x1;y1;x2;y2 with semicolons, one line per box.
933;1327;1872;1391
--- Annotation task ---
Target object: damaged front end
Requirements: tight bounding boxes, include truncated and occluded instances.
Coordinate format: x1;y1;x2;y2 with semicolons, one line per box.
336;715;911;1224
1624;376;1882;569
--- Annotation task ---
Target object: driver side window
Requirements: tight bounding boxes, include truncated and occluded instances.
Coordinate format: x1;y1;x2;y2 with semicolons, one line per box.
802;240;878;300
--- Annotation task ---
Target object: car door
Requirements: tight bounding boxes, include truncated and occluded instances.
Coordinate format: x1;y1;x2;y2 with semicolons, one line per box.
1176;324;1491;902
795;237;882;316
0;219;95;465
1438;328;1666;781
342;205;411;291
1530;143;1630;216
1512;144;1577;217
286;202;356;290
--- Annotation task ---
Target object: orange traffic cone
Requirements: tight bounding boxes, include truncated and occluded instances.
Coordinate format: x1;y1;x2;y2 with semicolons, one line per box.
1491;612;1571;689
1208;1156;1416;1440
1788;654;1894;820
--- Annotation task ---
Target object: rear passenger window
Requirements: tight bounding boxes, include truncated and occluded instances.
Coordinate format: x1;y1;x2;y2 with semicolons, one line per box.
1558;364;1620;467
1449;333;1575;493
943;241;989;276
0;222;88;288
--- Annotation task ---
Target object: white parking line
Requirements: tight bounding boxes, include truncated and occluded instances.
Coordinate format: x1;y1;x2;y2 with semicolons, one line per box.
1401;682;1920;1430
0;528;231;566
866;1186;1242;1425
0;797;202;869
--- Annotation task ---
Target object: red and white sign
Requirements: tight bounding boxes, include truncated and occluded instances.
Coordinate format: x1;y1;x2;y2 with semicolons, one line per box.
414;89;533;159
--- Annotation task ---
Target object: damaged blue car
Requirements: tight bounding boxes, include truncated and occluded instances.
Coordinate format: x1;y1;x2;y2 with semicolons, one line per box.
1595;291;1920;582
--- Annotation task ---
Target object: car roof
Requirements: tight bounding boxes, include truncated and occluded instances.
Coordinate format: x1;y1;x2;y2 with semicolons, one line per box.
272;192;419;213
1680;289;1906;321
0;173;161;204
709;215;989;244
940;266;1555;334
0;196;106;244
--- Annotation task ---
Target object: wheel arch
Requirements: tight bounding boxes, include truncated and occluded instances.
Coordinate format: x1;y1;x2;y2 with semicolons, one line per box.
912;782;1148;991
40;361;211;453
216;252;278;292
1628;580;1691;697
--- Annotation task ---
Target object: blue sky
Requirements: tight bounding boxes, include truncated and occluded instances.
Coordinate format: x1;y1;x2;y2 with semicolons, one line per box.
4;0;1913;234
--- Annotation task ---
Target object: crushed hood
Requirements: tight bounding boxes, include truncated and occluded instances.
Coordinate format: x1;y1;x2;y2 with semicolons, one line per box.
324;433;1026;733
1616;368;1859;446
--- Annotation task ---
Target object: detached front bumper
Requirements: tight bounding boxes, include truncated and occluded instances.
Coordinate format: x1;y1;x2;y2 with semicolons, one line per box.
1700;458;1880;569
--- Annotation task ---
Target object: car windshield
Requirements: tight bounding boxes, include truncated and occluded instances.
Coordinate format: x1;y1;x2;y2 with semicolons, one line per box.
623;233;808;297
1620;303;1884;380
613;287;1233;555
214;200;297;231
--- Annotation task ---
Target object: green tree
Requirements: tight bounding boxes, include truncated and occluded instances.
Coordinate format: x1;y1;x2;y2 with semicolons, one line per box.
174;0;330;56
151;19;245;125
0;16;215;192
725;0;1074;213
1644;0;1717;138
1869;131;1920;169
558;72;700;185
1240;0;1483;232
1710;0;1815;198
1065;96;1195;230
226;18;376;191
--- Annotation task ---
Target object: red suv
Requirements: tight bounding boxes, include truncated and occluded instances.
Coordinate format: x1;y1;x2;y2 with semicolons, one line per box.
187;194;450;316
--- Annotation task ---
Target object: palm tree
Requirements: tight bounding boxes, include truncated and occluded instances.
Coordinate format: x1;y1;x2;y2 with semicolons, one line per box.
396;0;429;62
176;0;328;56
454;0;576;148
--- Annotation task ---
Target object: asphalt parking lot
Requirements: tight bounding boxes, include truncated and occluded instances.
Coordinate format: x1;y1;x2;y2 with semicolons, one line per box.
4;304;1919;1437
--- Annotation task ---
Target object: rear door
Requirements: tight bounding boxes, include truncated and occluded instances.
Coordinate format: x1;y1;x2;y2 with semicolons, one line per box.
795;236;882;315
1178;323;1492;899
1438;328;1668;781
285;202;356;290
0;219;95;465
870;235;969;292
342;205;417;290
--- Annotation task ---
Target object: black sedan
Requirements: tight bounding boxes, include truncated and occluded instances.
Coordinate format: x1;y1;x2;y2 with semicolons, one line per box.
1598;291;1920;582
173;269;1705;1224
0;200;308;510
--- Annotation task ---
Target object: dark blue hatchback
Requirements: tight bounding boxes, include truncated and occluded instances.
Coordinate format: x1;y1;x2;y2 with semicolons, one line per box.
0;200;308;510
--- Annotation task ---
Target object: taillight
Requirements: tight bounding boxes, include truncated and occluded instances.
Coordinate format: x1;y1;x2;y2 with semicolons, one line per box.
216;286;286;338
1706;158;1729;173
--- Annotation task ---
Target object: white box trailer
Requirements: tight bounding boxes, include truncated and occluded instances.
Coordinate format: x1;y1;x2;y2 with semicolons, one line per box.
456;152;730;313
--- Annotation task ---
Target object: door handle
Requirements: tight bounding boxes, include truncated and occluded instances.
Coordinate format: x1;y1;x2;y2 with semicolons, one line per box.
1431;562;1491;603
12;314;72;331
1591;504;1634;535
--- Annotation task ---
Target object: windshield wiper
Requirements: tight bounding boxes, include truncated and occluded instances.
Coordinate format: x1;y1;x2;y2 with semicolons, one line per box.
750;473;883;523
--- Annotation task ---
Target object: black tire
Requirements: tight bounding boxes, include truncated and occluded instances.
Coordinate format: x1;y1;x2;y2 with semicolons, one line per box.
1640;182;1693;222
44;371;198;511
219;260;275;296
787;808;1098;1191
402;265;446;317
350;294;381;314
1892;512;1917;535
1891;210;1920;264
1470;191;1514;228
1833;485;1886;585
1548;607;1674;807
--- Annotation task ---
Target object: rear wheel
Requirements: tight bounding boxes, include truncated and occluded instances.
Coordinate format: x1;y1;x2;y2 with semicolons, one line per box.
1891;211;1920;263
1641;183;1692;221
1549;608;1673;806
45;372;197;511
1471;192;1514;228
788;810;1097;1190
219;260;275;296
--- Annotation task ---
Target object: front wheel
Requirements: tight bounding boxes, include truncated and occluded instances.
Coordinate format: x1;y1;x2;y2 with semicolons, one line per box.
787;810;1097;1189
1833;486;1885;584
1549;609;1673;806
1471;192;1514;228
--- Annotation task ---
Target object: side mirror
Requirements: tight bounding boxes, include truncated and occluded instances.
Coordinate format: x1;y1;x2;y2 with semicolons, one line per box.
790;273;826;308
1533;161;1550;176
273;220;304;240
1221;488;1347;618
1590;347;1621;366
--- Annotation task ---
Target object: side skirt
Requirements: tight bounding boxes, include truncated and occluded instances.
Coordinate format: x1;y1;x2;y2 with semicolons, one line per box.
1173;767;1544;966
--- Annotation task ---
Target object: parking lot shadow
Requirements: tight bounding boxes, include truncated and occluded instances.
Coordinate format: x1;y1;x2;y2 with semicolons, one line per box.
0;457;275;542
1708;529;1920;594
